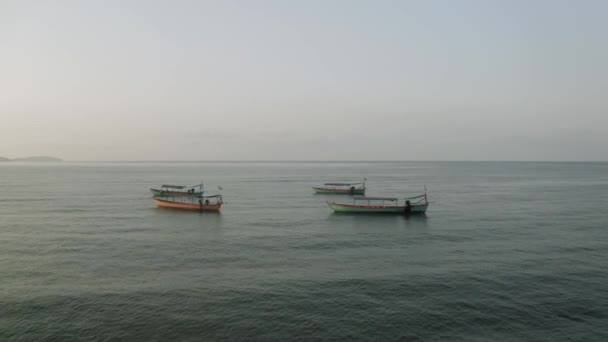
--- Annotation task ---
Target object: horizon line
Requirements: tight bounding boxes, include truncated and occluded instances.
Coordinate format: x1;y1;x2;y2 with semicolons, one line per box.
62;159;608;163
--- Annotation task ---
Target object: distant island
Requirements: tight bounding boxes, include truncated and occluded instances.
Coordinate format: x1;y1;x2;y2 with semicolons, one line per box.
0;156;63;162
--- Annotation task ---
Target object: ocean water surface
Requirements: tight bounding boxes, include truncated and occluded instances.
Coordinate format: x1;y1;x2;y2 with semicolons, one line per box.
1;161;607;341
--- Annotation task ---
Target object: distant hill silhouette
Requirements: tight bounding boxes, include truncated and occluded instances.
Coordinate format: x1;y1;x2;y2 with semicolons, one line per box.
1;156;63;162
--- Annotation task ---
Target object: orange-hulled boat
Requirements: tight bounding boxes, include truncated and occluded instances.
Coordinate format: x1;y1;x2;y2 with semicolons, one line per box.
153;194;223;212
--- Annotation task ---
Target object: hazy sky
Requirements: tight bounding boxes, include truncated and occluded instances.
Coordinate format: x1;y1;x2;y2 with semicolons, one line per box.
1;0;607;161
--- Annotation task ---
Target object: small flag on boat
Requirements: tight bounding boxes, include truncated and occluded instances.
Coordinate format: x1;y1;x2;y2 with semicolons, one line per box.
218;186;223;190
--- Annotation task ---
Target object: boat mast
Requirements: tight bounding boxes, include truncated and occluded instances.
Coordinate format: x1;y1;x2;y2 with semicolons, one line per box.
424;185;428;203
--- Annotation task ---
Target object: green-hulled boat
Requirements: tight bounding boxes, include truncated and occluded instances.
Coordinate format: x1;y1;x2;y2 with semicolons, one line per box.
150;184;204;197
327;193;429;214
313;181;366;195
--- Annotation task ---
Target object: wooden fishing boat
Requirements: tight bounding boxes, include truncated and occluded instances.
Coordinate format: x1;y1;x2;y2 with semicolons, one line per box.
150;184;203;197
153;194;223;212
327;193;429;214
313;181;366;195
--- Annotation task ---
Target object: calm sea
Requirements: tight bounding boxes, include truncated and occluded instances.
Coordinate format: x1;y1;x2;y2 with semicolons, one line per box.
1;161;607;341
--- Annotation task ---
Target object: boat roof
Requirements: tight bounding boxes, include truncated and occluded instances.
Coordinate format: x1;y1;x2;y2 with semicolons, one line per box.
162;185;185;189
324;182;363;186
354;196;398;201
161;183;204;189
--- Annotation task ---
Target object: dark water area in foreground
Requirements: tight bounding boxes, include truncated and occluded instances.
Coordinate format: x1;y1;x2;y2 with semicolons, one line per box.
1;161;607;341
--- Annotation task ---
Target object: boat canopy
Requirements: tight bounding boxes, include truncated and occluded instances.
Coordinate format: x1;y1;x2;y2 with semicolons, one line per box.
354;196;398;201
161;183;204;189
324;182;363;186
162;185;185;189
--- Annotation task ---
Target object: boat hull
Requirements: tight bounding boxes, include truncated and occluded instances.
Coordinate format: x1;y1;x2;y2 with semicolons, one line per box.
153;198;222;211
313;187;365;195
327;202;428;214
150;189;203;197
